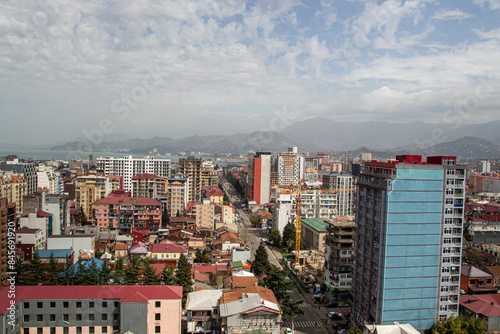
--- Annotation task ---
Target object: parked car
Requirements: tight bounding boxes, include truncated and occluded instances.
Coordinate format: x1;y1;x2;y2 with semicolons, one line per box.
285;328;292;334
326;302;338;308
328;312;343;320
338;302;349;308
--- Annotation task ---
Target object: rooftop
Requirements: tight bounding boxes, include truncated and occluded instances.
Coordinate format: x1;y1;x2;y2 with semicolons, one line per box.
302;218;328;232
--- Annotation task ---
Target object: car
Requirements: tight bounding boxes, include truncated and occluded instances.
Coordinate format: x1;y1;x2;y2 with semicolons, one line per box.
326;302;338;308
338;302;349;308
285;328;292;334
337;329;348;334
328;312;343;319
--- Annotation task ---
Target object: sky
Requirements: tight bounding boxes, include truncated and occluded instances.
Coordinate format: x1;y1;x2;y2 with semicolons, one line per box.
1;0;500;146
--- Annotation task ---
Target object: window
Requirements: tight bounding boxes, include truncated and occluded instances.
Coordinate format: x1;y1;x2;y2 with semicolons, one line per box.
102;314;108;321
89;327;95;334
77;327;82;334
444;238;451;244
155;313;161;320
38;329;43;334
442;276;450;283
76;314;82;321
442;267;450;273
443;257;451;263
440;296;448;302
114;314;119;321
102;327;108;334
24;302;29;309
89;314;95;321
155;301;161;308
50;314;56;321
51;328;56;334
37;315;43;321
114;301;119;307
155;326;161;333
76;302;82;308
63;314;69;321
63;302;69;308
63;328;69;334
24;315;29;322
50;302;56;308
440;305;448;311
37;302;43;308
89;301;94;308
24;329;30;334
441;286;449;292
443;248;451;253
102;301;108;308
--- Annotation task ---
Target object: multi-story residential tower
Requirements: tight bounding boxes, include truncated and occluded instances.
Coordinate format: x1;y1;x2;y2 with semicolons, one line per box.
0;171;27;213
167;177;189;216
179;157;202;202
323;217;356;300
276;152;302;186
246;152;272;205
96;155;171;192
201;169;218;187
352;155;465;330
1;159;37;195
75;174;122;219
322;173;357;217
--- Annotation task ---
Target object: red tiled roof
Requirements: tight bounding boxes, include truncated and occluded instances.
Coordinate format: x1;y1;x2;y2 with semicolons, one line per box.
0;285;182;315
132;173;162;180
148;243;188;254
21;211;52;218
206;189;223;197
460;294;500;317
221;285;278;305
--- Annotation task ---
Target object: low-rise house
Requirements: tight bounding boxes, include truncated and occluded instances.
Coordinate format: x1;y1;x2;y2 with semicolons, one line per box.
16;227;45;260
219;286;282;334
460;294;500;332
461;264;497;294
38;249;74;264
231;271;258;289
485;266;500;288
114;243;129;258
365;322;420;334
188;237;205;249
47;234;95;255
186;289;223;334
148;242;189;264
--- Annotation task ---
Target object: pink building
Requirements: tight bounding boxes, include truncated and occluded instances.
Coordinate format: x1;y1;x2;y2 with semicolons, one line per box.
92;196;162;233
0;285;182;334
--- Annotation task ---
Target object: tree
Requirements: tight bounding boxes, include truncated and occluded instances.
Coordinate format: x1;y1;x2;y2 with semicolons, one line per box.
161;210;170;229
269;229;281;246
431;315;487;334
98;262;110;285
83;259;101;285
161;265;176;285
348;326;363;334
141;258;161;285
253;244;270;277
75;207;88;226
124;256;141;285
250;216;259;227
261;265;301;321
111;257;125;284
175;254;193;305
282;223;296;251
21;251;45;285
45;252;61;285
194;249;210;263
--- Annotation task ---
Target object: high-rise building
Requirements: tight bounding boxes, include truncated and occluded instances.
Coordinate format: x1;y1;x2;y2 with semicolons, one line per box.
167;177;189;216
1;159;37;195
0;171;27;213
36;163;59;194
352;155;466;330
75;174;122;219
0;197;16;285
477;160;491;173
96;155;171;192
201;169;219;187
322;173;357;217
178;157;202;202
276;152;302;186
246;152;272;205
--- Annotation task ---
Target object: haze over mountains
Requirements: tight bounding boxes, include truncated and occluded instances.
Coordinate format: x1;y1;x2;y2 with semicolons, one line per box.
43;118;500;160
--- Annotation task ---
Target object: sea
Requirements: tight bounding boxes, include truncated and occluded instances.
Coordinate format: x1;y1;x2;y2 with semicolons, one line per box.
0;149;183;163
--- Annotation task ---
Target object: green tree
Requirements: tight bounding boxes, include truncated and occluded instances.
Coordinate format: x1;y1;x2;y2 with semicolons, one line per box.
14;255;29;285
431;315;487;334
253;244;270;277
250;216;259;226
161;265;176;285
124;256;141;285
282;223;296;251
260;265;301;321
45;252;61;285
84;259;100;285
175;254;193;305
98;262;110;285
75;207;88;226
142;258;161;285
194;249;211;263
348;327;363;334
111;257;125;284
268;229;281;246
161;210;170;228
22;251;45;285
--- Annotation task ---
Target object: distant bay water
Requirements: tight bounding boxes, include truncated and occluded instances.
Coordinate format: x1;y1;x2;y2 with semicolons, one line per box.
0;149;183;162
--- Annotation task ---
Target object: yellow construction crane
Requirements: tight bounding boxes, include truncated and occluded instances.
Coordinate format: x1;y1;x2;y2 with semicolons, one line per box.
274;185;356;267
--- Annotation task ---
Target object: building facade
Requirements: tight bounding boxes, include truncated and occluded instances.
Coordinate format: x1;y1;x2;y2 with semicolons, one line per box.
322;173;357;217
75;175;122;219
246;152;272;205
96;155;171;192
1;160;37;195
352;155;465;330
0;285;182;334
0;171;27;213
0;197;16;285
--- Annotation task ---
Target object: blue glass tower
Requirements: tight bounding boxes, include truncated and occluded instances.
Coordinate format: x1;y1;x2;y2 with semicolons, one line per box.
352;155;465;330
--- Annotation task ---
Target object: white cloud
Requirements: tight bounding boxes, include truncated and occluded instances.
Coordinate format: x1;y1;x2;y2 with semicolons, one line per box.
431;9;472;21
474;0;500;10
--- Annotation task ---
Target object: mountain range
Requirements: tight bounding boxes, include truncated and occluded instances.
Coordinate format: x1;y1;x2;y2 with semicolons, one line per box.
47;118;500;161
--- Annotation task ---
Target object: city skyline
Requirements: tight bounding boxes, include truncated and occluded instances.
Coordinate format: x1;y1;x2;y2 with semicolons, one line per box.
2;0;500;145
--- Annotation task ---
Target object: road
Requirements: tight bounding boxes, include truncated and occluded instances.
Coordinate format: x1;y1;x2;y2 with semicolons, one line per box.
219;171;334;334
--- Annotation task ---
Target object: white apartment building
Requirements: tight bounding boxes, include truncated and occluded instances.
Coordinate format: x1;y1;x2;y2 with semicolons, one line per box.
96;155;171;191
37;164;59;194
